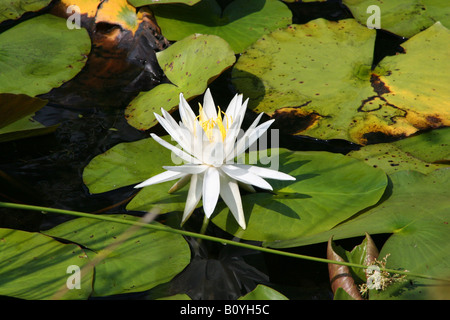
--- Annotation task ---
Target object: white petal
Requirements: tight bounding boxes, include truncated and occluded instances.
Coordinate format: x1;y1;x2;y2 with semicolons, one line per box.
178;93;196;130
134;170;186;188
202;166;220;218
221;164;273;190
182;174;203;224
202;88;217;119
235;97;249;129
150;133;201;164
225;112;264;162
154;113;192;154
234;164;296;181
202;140;224;166
220;175;246;230
228;118;274;161
224;93;243;127
163;164;208;174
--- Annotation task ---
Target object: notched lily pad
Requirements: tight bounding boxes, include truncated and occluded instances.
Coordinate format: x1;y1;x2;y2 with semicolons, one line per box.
150;0;292;53
0;93;59;143
0;0;52;24
43;214;191;297
124;33;236;130
232;19;450;145
343;0;450;38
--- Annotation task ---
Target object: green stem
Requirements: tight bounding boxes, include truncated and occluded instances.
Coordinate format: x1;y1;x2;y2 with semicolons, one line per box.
0;201;448;283
199;214;210;235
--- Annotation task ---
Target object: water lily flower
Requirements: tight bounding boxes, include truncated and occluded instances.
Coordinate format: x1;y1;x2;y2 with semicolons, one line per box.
134;89;295;229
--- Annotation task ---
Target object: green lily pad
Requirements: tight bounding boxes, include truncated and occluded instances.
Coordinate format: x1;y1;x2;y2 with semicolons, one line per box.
232;19;450;145
268;169;450;247
0;228;93;300
268;169;450;299
348;128;450;175
0;0;52;23
0;93;47;129
43;214;191;297
288;169;449;299
211;148;388;243
83;135;192;214
342;0;450;38
124;33;235;130
0;93;59;143
150;0;292;53
239;284;288;300
0;14;91;97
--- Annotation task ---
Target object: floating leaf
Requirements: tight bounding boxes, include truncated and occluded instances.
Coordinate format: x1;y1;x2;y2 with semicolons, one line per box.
0;14;91;97
232;19;450;145
0;228;93;300
124;33;235;130
150;0;292;53
83;135;192;214
342;0;450;38
238;284;288;300
0;0;52;23
0;93;59;143
211;148;387;243
348;128;450;174
269;169;450;246
43;214;191;297
0;94;47;129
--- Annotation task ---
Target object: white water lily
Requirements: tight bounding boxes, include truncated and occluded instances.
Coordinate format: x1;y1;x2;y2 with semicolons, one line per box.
134;89;295;230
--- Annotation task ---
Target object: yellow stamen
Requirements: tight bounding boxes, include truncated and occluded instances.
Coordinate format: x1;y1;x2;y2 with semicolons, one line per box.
195;104;233;142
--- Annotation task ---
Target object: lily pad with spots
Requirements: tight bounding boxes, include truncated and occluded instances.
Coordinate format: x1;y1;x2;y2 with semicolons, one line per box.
232;19;450;145
0;14;91;97
347;127;450;175
150;0;292;53
342;0;450;38
43;214;191;297
211;148;388;243
124;33;236;130
0;0;52;23
0;228;93;300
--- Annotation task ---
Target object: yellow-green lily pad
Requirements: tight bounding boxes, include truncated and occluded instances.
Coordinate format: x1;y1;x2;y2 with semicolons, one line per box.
347;128;450;174
0;93;59;143
232;19;450;145
0;228;93;300
342;0;450;38
0;0;52;23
